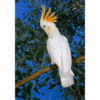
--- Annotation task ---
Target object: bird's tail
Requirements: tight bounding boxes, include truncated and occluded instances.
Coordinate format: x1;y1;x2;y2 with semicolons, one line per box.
59;70;74;88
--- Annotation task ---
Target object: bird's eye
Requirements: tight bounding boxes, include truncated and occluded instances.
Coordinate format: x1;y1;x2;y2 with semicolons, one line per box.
43;25;46;28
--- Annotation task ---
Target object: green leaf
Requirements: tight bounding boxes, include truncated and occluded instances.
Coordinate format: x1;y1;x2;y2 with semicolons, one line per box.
78;39;82;45
51;70;58;78
25;51;30;55
22;73;26;77
57;81;61;85
29;82;33;88
22;86;27;92
34;87;39;94
49;84;56;89
27;68;33;73
41;92;44;95
23;40;27;44
33;98;40;100
45;77;50;82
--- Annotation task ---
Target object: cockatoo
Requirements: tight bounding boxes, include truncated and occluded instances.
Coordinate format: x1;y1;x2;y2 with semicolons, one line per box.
40;6;74;88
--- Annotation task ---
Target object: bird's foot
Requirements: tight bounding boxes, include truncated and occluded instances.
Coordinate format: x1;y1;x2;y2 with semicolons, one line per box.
50;64;57;70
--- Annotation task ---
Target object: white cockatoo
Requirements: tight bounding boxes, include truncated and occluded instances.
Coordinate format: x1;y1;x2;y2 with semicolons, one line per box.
40;6;74;88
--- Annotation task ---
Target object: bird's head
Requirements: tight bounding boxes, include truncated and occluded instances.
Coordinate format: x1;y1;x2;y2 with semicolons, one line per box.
40;6;58;37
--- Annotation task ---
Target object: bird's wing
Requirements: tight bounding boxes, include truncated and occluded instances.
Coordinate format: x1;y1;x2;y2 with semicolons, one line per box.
47;36;62;69
61;35;72;74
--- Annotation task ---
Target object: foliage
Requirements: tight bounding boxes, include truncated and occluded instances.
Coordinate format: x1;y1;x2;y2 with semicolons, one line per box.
15;0;85;100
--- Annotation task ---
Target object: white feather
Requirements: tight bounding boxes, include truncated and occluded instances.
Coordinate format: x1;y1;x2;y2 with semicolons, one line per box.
47;32;74;87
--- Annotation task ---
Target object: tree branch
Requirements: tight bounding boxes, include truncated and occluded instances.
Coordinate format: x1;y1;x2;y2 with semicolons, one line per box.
29;28;46;35
76;82;82;98
15;55;85;89
29;28;42;34
72;55;85;64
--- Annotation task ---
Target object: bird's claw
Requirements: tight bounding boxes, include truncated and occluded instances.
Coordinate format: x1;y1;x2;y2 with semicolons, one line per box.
50;64;57;70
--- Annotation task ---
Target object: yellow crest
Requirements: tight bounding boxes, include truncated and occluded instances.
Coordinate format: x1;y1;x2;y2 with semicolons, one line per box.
42;6;58;23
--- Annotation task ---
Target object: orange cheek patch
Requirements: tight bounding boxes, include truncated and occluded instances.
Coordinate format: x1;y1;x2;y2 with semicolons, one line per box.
47;26;50;31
